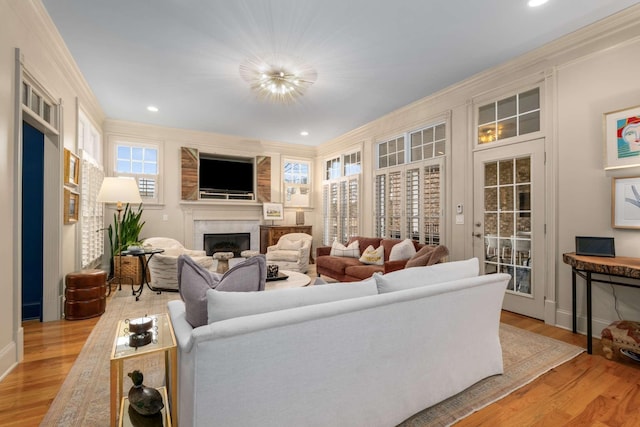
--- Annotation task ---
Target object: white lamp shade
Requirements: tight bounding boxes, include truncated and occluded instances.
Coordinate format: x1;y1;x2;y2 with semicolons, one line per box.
96;177;142;205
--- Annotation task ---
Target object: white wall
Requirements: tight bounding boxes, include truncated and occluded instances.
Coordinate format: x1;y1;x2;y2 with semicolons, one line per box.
0;1;104;379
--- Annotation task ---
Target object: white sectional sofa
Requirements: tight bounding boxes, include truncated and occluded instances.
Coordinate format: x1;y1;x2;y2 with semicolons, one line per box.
168;258;510;427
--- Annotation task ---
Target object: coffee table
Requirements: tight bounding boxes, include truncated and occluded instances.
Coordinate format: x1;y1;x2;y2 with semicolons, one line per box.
265;270;311;290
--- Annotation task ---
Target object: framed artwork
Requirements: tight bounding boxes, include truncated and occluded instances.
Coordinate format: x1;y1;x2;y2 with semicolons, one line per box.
612;176;640;229
64;148;80;187
263;202;283;220
64;188;80;224
603;105;640;170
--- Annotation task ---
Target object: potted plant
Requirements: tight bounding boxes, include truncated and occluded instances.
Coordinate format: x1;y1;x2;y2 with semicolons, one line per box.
106;203;145;280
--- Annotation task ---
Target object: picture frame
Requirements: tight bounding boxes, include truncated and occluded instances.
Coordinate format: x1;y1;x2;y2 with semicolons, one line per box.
64;188;80;224
603;105;640;170
262;202;283;221
64;148;80;187
612;176;640;229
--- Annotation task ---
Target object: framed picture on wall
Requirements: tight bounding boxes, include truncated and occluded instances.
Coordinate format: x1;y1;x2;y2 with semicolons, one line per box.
64;148;80;187
263;202;283;220
603;105;640;170
64;188;80;224
612;176;640;229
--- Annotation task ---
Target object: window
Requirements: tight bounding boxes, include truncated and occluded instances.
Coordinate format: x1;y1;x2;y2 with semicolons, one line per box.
322;150;361;245
113;141;160;202
375;122;445;244
78;110;104;268
22;76;57;129
477;88;540;144
283;159;311;207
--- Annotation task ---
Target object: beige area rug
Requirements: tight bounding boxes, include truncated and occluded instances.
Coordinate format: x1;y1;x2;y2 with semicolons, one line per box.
42;287;583;427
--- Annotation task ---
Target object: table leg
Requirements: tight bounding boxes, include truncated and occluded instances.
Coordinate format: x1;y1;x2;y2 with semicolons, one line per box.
572;268;577;333
167;347;178;426
587;271;593;354
110;359;118;427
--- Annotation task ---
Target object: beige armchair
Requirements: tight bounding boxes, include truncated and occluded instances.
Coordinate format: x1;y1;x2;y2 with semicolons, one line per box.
265;233;313;273
143;237;213;291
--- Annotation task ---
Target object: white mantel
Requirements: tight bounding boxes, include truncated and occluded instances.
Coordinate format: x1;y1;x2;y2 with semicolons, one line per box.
193;220;260;252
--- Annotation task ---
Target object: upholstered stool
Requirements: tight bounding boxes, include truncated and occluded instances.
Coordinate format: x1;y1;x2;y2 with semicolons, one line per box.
601;320;640;360
241;250;260;259
65;269;107;320
213;252;234;273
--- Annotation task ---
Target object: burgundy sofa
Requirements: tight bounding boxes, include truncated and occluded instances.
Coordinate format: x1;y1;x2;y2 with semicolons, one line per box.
316;236;446;282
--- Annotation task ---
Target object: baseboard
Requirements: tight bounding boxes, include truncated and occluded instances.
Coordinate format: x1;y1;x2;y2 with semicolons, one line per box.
0;339;18;383
555;308;610;339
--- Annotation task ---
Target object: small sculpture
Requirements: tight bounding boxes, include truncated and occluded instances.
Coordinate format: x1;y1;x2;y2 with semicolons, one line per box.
127;370;164;416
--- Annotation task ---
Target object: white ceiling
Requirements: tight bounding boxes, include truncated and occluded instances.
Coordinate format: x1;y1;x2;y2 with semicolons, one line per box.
42;0;638;146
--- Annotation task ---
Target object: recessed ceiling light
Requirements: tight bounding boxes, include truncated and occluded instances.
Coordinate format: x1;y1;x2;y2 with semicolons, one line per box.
300;131;309;136
528;0;549;7
147;106;159;112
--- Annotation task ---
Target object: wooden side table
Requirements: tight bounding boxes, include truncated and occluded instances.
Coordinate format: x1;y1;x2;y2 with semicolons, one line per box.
110;313;177;427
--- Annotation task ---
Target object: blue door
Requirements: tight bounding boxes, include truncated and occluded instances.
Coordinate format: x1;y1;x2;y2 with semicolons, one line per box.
22;122;44;321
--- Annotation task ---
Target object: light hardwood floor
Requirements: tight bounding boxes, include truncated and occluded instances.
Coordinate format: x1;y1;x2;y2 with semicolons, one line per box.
1;275;639;426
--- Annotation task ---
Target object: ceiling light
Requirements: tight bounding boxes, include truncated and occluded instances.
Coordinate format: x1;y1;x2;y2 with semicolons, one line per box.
300;131;309;136
147;106;159;112
528;0;549;7
240;55;317;104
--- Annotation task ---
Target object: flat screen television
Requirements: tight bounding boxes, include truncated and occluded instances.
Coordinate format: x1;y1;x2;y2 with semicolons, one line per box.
199;155;254;196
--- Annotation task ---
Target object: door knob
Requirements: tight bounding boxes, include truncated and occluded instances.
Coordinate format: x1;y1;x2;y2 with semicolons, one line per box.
472;232;482;238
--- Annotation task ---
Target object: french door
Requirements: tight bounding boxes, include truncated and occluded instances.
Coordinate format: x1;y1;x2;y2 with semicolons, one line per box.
473;139;545;319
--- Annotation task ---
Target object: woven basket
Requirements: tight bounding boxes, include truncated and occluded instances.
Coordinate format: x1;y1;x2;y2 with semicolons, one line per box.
113;255;150;286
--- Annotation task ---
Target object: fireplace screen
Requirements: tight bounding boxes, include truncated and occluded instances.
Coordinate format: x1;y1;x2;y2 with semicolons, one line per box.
203;233;250;257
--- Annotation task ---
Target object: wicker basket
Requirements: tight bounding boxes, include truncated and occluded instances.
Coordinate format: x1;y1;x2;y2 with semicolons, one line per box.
113;255;150;286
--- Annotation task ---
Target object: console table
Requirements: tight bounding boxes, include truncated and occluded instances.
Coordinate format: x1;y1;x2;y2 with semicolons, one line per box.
562;252;640;354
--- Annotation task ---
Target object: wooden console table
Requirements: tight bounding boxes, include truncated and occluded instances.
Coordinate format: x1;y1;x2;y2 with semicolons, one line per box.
562;252;640;354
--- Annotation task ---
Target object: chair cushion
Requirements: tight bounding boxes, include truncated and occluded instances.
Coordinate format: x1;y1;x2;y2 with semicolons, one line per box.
389;238;417;261
359;245;384;265
375;258;479;293
207;278;377;323
279;239;303;250
330;240;360;258
266;250;300;262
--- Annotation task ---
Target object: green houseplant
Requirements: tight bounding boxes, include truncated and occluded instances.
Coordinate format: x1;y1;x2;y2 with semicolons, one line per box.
106;203;145;280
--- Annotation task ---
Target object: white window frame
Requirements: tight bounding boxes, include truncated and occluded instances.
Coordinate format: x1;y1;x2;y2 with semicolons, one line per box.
107;136;163;205
283;158;312;207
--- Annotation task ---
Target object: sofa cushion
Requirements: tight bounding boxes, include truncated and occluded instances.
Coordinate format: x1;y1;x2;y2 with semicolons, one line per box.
359;245;384;265
318;256;364;275
177;255;217;328
348;236;382;256
207;278;378;323
330;240;360;258
389;238;417;261
405;245;449;268
345;264;384;280
215;255;267;292
374;258;480;293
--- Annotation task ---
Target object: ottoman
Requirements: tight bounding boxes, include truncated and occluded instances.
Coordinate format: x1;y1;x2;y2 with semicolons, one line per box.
601;320;640;360
65;269;107;320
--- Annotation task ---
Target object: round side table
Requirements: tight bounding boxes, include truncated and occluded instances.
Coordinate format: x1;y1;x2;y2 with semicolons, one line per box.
213;252;234;273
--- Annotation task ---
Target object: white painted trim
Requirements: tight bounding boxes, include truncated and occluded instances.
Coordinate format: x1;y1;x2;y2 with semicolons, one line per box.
0;341;18;383
13;48;23;365
555;308;608;341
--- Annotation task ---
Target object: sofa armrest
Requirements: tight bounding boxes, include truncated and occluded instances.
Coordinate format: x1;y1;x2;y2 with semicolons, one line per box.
316;246;331;257
384;259;408;273
167;300;195;352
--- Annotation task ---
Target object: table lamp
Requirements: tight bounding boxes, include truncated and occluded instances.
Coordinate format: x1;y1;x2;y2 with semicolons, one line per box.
97;177;142;290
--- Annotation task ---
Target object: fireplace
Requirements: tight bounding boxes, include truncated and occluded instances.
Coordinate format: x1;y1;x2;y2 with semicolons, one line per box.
204;233;250;257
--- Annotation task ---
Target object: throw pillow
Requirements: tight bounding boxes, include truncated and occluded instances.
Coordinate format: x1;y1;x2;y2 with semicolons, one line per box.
375;257;480;293
177;254;217;328
405;245;449;268
215;255;267;292
279;239;303;250
389;238;417;261
330;240;360;258
207;278;377;323
359;245;384;265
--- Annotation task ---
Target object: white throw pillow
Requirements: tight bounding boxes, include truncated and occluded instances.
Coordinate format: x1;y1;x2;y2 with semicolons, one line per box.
359;245;384;265
279;239;303;250
375;258;480;293
389;238;417;261
330;240;360;258
207;278;377;323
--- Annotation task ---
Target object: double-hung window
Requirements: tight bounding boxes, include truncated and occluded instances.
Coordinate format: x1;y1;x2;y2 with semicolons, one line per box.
283;159;311;207
375;122;445;245
322;151;361;245
113;140;161;204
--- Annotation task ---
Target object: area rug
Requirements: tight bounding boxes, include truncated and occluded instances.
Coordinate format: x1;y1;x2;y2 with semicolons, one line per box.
42;288;584;426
